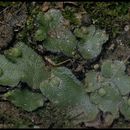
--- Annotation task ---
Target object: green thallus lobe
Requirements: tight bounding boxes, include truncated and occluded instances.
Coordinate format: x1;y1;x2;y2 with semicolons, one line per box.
98;88;106;96
0;68;3;77
4;48;22;63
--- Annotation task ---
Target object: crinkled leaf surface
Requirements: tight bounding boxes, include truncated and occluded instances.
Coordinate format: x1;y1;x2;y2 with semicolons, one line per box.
40;67;99;122
77;95;99;122
120;97;130;120
15;42;50;89
112;75;130;96
4;88;44;112
40;67;85;107
0;55;23;86
101;60;126;78
35;28;47;41
0;42;50;89
85;60;130;95
67;95;99;124
35;9;77;57
101;60;113;78
90;82;122;117
101;60;130;95
84;59;130;122
84;71;104;92
76;25;109;60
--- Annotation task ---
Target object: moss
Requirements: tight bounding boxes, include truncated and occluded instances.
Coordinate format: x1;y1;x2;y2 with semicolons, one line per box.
0;2;16;7
62;6;80;25
83;2;130;38
17;3;40;43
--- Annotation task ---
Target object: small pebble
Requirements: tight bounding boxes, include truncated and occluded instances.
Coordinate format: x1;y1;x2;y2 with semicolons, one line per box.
93;64;99;70
124;25;129;32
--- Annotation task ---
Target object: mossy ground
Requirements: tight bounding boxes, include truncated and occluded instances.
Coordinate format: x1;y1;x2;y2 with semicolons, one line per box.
1;2;130;128
83;2;130;38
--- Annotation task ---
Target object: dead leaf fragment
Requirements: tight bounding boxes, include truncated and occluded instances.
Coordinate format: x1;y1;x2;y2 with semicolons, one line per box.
42;2;50;12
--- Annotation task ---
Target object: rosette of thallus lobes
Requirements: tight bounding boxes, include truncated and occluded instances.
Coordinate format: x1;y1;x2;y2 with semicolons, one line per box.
34;9;109;60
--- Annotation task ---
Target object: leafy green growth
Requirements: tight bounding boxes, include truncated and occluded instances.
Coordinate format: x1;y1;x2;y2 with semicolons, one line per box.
0;68;3;77
120;97;130;120
102;60;130;96
101;60;126;78
85;60;130;95
34;9;109;60
35;9;77;57
4;48;22;63
15;42;51;89
35;28;47;41
40;67;99;123
0;42;50;89
0;55;23;86
4;88;44;112
127;99;130;106
101;60;113;78
98;88;106;97
84;71;103;92
84;59;130;122
90;82;122;117
74;25;109;60
40;67;85;107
